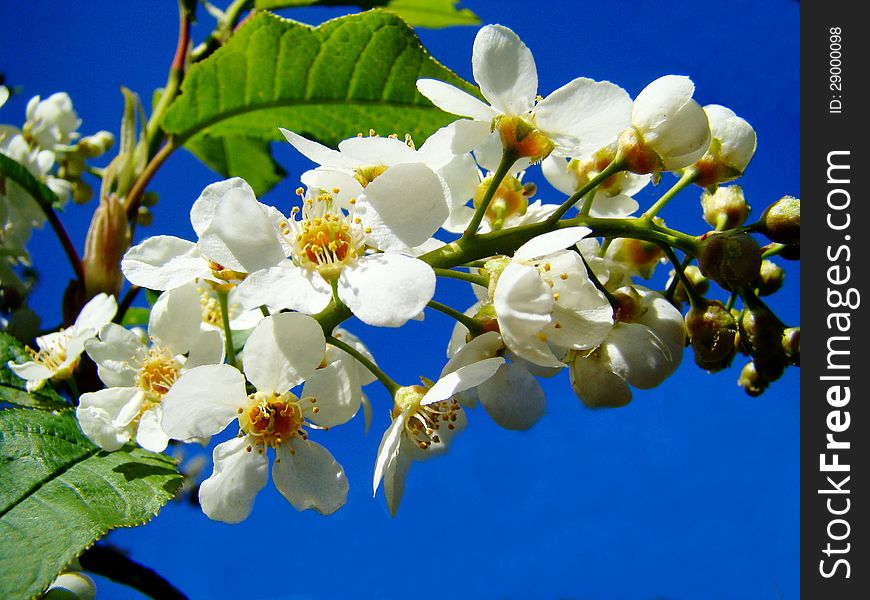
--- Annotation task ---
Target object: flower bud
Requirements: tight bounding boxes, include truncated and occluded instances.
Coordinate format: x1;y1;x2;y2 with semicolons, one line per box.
754;259;785;296
738;361;768;397
473;173;528;230
43;571;96;600
605;237;663;279
71;180;93;205
493;114;555;164
700;185;750;230
782;326;800;366
667;265;709;307
136;206;153;227
694;343;736;373
141;191;159;207
483;256;510;301
82;194;131;298
59;155;87;180
692;105;756;186
77;130;115;158
696;230;762;290
611;285;645;322
686;299;737;363
758;196;800;244
754;353;787;383
739;304;783;360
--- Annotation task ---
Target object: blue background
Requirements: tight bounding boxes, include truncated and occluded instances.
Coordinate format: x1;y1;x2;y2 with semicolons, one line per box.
1;1;800;599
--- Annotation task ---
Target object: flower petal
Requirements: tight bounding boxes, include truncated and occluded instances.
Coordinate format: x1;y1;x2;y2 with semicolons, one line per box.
373;412;406;495
121;236;211;291
514;227;591;260
570;352;632;408
338;136;420;166
199;437;269;524
234;262;332;315
280;128;359;170
302;360;357;428
148;283;207;354
478;362;546;430
383;442;413;517
338;255;435;328
242;312;324;393
84;324;143;388
136;406;169;453
76;387;143;451
416;79;497;121
273;439;348;515
74;293;118;332
421;356;504;405
472;25;537;115
161;364;247;441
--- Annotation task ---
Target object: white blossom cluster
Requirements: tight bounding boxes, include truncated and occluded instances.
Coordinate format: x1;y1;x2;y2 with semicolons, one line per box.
7;24;762;521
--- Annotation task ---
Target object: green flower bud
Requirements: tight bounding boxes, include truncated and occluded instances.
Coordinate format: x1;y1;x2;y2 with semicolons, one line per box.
700;185;750;230
71;180;93;205
739;305;784;360
754;259;785;296
782;326;800;366
738;361;768;397
136;206;153;227
696;230;762;290
694;343;736;373
686;299;737;363
759;196;800;244
754;353;788;383
77;130;115;158
668;265;709;307
141;191;159;207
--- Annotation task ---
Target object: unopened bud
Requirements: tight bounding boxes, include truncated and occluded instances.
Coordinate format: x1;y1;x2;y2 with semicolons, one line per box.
782;326;800;366
611;285;645;323
71;180;93;205
694;343;736;373
686;299;737;363
77;130;115;158
82;194;132;298
701;185;750;230
59;155;87;179
141;191;159;207
668;265;709;306
759;196;800;244
136;206;153;227
754;353;788;383
606;237;663;280
44;571;96;600
484;256;510;300
738;361;768;397
493;114;554;163
754;259;785;296
696;230;762;290
739;304;784;360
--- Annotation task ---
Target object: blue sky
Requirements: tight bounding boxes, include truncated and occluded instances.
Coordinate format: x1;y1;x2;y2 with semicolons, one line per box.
1;1;799;598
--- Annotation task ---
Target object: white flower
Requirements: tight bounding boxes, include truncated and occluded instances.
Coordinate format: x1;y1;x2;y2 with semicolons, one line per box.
373;356;504;516
24;92;81;149
235;167;446;327
569;286;686;408
417;24;631;159
442;330;547;430
161;313;352;523
121;178;289;292
492;227;614;368
325;327;377;432
76;286;225;453
7;293;117;391
620;75;711;172
693;104;756;184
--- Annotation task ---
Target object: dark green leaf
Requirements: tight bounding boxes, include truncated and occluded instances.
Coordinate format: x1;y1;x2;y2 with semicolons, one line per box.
0;153;60;213
255;0;480;28
0;409;182;600
162;9;480;193
0;332;68;410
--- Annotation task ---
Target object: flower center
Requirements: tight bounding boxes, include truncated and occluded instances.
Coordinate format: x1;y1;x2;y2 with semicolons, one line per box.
237;391;319;457
393;385;461;451
286;192;364;281
26;329;76;378
136;346;182;399
197;285;237;328
354;164;389;187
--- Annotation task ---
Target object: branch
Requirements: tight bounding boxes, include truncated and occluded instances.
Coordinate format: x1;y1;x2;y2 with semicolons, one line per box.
79;543;188;600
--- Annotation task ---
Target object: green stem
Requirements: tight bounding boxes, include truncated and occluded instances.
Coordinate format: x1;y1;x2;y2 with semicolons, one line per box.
113;285;142;325
663;254;693;303
433;267;489;288
641;168;699;221
216;288;238;368
463;150;517;238
191;0;254;63
427;301;484;336
259;305;271;318
661;245;703;308
547;154;627;223
67;377;80;404
327;335;399;396
125;139;177;221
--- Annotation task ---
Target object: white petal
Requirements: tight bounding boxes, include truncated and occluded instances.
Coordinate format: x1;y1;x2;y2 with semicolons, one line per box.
301;168;364;209
148;282;207;354
603;323;673;389
493;263;560;367
161;364;247;440
76;387;143;451
373;412;406;495
383;443;413;517
7;361;53;388
541;154;580;196
302;361;358;428
273;439;348;515
536;78;632;155
199;437;269;524
632;75;696;132
122;236;210;291
440;330;503;377
194;178;286;273
416;79;497;121
74;293;118;331
472;25;537;115
421;356;504;405
330;327;377;386
359;163;448;251
338;136;420;166
184;329;225;369
280;128;359;170
234;262;332;315
570;352;632;408
478;362;546;430
589;193;639;218
338;255;435;328
136;406;169;453
242;312;324;393
84;324;143;388
514;227;592;260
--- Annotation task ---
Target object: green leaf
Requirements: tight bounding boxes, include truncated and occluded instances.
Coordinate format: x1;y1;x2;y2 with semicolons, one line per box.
119;307;151;328
0;333;68;410
0;409;182;600
0;153;60;212
186;133;286;196
162;9;480;193
255;0;480;28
